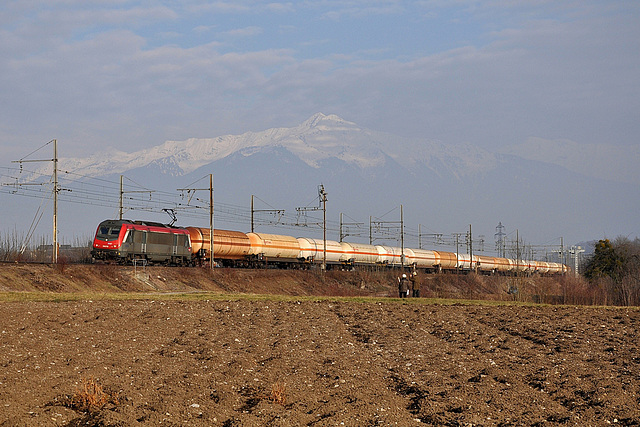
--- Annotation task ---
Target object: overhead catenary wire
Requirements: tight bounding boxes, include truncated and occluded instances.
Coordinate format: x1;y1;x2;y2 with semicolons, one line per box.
1;161;567;260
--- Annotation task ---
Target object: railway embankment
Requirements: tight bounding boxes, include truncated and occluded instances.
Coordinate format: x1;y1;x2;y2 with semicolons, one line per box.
0;262;581;303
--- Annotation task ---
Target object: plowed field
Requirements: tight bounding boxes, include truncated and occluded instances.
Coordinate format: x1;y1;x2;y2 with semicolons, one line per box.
1;298;639;426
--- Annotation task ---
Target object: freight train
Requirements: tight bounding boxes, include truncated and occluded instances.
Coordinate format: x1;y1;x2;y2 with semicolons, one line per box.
91;219;568;275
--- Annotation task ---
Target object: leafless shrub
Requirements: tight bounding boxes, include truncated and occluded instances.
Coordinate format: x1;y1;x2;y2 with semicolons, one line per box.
0;230;92;263
0;229;30;262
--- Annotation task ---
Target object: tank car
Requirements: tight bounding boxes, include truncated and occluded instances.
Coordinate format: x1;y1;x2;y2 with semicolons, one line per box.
377;245;404;267
536;261;550;275
527;260;537;274
297;237;347;268
455;253;476;271
477;255;499;274
373;246;416;268
546;262;561;275
493;257;513;274
411;248;439;271
435;251;458;271
246;232;302;267
186;227;251;266
339;242;379;267
403;248;416;268
512;259;533;274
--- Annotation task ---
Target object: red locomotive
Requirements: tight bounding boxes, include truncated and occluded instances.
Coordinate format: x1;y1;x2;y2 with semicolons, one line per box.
91;220;191;265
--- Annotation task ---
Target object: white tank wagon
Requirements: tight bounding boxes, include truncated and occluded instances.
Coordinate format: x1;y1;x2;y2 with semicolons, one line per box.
377;245;406;267
402;248;416;268
374;246;416;268
455;253;479;271
339;242;379;266
546;262;562;275
297;237;346;266
536;261;550;275
476;255;499;274
412;248;439;271
246;232;301;266
512;259;533;274
492;256;513;274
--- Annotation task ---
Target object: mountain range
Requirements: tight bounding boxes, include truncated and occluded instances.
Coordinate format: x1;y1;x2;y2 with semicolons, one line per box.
61;113;497;179
6;113;639;254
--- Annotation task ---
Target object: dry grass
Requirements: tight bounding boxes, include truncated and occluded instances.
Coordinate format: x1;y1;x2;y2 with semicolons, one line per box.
69;377;118;413
270;382;286;405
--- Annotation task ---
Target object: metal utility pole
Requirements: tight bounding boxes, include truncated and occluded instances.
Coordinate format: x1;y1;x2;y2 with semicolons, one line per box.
369;208;403;250
469;224;475;272
454;233;461;273
318;184;327;272
339;213;364;242
250;195;284;233
10;139;59;263
320;185;327;271
52;139;58;264
119;175;123;220
417;225;442;250
560;237;565;274
369;216;373;245
295;185;327;271
210;174;214;269
119;175;154;220
177;174;214;269
400;204;404;271
516;229;520;274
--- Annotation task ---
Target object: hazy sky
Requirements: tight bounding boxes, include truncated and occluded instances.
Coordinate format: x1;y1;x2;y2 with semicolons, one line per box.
1;1;639;183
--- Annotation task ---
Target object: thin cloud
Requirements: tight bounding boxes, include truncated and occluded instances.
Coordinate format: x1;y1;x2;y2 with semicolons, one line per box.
220;26;264;38
265;3;295;13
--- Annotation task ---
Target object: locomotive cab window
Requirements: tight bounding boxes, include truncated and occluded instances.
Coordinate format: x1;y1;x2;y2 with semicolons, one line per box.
98;225;122;241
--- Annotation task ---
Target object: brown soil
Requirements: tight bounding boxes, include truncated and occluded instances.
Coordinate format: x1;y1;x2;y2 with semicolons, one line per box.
1;264;638;426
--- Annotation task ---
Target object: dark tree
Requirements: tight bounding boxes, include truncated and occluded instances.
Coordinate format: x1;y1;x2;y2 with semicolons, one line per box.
584;237;640;305
584;239;623;280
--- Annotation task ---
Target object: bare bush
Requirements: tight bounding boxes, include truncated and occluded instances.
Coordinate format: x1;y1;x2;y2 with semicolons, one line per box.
0;231;92;263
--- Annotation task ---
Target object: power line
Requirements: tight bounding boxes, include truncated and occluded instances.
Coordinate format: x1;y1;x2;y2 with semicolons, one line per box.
3;153;569;261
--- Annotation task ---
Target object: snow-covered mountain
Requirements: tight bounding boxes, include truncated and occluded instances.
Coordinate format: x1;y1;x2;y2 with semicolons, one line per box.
58;113;496;180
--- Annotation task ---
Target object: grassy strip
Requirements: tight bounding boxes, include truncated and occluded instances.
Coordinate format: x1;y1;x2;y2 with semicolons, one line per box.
0;290;583;308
